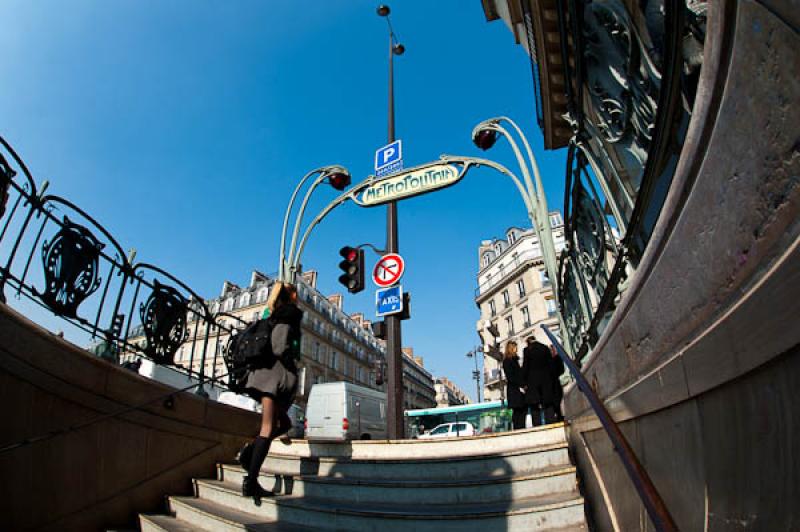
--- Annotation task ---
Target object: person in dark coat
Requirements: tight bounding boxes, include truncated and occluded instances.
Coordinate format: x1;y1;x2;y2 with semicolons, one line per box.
522;336;563;426
502;340;527;430
239;282;303;501
548;344;566;421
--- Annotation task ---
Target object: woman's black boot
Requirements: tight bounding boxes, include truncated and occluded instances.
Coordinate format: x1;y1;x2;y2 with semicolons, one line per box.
242;436;273;501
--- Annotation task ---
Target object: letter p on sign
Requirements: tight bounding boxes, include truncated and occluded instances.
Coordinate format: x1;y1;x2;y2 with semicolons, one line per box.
375;140;402;172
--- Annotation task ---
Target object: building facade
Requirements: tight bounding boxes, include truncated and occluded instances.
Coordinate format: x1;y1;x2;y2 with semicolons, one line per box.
401;348;437;411
475;214;565;401
123;269;436;412
434;377;471;408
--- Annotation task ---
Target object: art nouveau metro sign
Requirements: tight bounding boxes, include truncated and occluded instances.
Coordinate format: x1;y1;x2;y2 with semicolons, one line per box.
354;162;462;207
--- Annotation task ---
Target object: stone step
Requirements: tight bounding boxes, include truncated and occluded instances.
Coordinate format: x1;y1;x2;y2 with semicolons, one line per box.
188;479;587;531
140;514;204;532
270;423;568;462
219;463;579;506
167;497;317;531
254;442;572;481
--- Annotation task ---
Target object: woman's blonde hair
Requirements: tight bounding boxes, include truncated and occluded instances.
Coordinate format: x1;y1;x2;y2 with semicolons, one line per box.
266;282;297;312
504;340;518;360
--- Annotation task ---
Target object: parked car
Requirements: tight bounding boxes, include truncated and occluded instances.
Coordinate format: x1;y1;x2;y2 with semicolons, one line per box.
417;422;476;439
305;382;387;441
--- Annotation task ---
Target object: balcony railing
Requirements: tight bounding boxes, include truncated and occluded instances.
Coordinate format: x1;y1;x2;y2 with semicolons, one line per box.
475;248;542;297
553;0;706;363
0;136;245;392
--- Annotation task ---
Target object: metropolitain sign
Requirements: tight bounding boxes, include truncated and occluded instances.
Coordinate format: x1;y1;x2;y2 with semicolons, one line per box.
355;163;462;207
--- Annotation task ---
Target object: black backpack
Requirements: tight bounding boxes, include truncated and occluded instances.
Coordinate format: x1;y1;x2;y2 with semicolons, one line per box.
224;318;275;393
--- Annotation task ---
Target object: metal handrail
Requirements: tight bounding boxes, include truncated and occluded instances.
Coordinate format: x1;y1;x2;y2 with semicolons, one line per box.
540;324;678;531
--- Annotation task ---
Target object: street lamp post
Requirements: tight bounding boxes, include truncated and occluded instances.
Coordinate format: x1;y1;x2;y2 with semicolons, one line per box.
377;4;406;439
278;166;351;282
471;116;573;354
466;347;482;403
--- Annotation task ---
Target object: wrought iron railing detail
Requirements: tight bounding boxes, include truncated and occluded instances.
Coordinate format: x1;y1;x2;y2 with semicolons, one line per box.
40;217;105;318
555;0;706;362
0;135;243;389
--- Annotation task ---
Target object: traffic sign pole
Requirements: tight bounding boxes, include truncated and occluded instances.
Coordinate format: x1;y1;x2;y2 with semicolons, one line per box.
384;21;404;440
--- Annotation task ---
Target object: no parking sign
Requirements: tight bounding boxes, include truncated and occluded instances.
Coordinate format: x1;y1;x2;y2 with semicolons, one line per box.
372;253;405;288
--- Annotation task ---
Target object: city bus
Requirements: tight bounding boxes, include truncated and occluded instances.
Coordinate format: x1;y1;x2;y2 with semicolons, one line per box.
405;400;512;438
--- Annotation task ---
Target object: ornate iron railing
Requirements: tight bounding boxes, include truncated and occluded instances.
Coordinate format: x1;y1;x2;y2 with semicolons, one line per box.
0;135;244;389
555;0;707;362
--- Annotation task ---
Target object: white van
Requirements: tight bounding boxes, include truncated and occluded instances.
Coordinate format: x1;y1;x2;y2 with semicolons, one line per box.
305;382;387;441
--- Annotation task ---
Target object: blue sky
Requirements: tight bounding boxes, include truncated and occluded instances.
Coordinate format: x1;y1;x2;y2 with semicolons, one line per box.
1;1;567;401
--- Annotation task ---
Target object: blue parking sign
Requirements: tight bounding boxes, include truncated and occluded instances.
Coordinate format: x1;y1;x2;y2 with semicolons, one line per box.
376;285;403;317
375;140;402;172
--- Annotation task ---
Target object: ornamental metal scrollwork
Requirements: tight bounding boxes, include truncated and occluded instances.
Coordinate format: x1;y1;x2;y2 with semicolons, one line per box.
139;280;188;365
40;216;105;318
0;153;14;219
582;0;661;189
573;180;609;297
562;262;588;349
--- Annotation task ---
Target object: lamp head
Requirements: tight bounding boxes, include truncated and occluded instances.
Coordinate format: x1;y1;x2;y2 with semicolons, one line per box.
393;43;405;55
377;5;390;16
473;129;498;151
327;168;352;191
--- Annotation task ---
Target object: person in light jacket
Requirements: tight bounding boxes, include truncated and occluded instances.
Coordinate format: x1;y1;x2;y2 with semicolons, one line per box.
502;340;527;430
239;282;303;501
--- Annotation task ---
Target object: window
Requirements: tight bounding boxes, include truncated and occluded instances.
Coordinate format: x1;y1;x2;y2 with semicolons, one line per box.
499;263;505;278
550;212;563;227
546;298;557;316
430;425;450;435
239;292;251;307
502;290;510;308
522;306;531;328
505;315;515;335
314;341;320;362
494;242;503;254
483;253;492;267
252;311;259;322
331;351;338;371
223;298;233;312
516;279;526;297
488;300;496;317
540;270;551;286
507;230;517;245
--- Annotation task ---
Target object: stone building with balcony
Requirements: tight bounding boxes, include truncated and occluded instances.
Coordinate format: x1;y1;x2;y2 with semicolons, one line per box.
400;347;437;411
434;377;471;408
122;269;436;412
475;213;565;401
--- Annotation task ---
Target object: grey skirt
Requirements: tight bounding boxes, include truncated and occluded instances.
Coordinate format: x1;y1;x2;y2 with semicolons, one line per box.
244;358;298;406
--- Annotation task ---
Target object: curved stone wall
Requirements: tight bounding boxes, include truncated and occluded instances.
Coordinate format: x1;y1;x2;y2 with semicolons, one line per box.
563;1;800;530
0;303;258;531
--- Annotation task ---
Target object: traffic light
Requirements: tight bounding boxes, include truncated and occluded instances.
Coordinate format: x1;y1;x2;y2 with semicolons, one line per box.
338;246;364;294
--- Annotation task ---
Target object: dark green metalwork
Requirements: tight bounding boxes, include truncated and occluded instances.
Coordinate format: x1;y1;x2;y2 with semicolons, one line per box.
0;134;244;388
39;217;104;318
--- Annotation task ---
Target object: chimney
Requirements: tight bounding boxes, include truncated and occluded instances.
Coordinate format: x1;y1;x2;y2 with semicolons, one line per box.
301;270;318;288
328;294;343;310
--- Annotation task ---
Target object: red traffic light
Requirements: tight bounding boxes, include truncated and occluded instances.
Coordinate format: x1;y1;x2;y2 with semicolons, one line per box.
328;172;351;191
339;246;358;261
338;246;364;294
474;129;498;151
